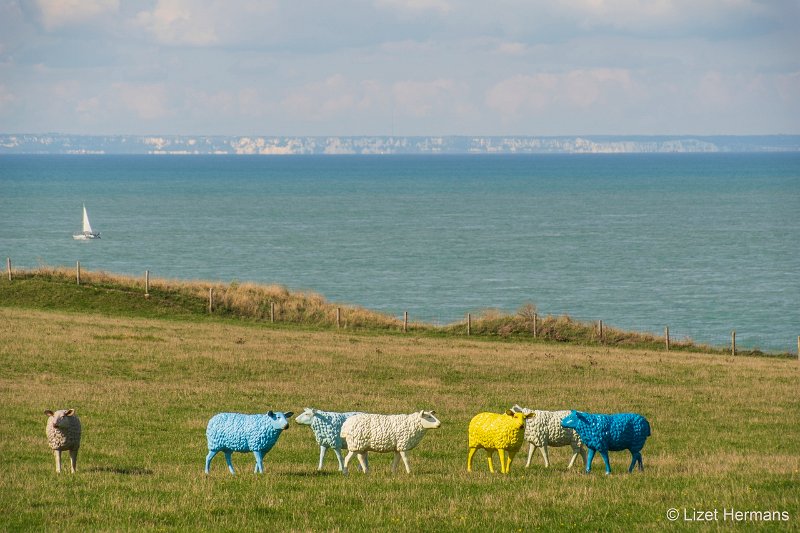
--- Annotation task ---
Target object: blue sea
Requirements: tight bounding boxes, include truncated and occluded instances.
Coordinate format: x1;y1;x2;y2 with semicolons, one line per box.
1;153;798;352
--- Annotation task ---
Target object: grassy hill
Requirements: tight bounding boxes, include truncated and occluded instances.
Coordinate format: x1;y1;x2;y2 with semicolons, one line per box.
2;266;785;356
1;269;798;530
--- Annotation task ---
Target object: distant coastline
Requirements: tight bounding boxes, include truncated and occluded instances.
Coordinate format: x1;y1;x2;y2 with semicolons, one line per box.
2;133;799;155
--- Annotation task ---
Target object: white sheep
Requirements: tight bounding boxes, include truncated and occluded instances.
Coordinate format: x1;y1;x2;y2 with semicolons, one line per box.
295;408;361;474
510;404;586;469
341;411;441;474
44;409;82;473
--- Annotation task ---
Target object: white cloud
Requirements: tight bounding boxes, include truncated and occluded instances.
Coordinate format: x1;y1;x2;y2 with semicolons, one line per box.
486;69;636;118
393;79;459;117
375;0;452;14
135;0;219;46
34;0;119;30
0;84;16;110
113;83;173;120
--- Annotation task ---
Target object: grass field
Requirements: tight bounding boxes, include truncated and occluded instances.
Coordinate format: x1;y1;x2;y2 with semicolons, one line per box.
1;303;798;531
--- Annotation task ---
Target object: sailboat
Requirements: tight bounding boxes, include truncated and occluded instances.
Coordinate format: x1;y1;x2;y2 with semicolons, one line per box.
73;204;101;240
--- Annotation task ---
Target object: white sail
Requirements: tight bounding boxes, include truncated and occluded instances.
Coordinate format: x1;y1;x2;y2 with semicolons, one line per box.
82;205;93;234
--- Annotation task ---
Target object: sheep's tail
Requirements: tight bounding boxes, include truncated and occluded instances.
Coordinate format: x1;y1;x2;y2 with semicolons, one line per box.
642;417;651;437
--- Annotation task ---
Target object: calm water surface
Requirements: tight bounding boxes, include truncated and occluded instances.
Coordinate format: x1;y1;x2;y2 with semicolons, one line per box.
1;154;798;352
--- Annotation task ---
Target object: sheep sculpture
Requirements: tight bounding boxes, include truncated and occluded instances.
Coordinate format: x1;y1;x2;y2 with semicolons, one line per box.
44;409;82;474
510;404;587;469
560;410;651;474
205;410;293;474
467;410;532;474
295;408;361;474
340;411;441;474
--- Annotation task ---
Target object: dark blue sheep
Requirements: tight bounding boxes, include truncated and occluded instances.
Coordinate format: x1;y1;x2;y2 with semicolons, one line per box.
205;410;293;474
560;410;650;474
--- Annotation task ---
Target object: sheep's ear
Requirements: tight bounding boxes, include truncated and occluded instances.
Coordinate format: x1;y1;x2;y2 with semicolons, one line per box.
576;411;588;422
267;410;275;417
504;409;514;416
65;409;75;416
418;410;425;417
429;410;436;415
44;410;54;417
511;404;522;412
284;411;294;419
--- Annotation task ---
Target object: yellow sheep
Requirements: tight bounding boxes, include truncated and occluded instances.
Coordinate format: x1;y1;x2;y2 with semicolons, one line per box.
467;410;532;474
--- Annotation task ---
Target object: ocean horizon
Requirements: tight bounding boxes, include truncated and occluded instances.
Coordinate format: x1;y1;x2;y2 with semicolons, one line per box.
2;152;798;352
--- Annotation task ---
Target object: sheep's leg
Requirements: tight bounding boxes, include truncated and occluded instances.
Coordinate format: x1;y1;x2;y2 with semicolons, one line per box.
391;452;401;473
253;451;264;474
332;447;346;474
629;451;644;473
579;445;587;467
54;450;62;474
224;451;235;474
506;449;517;473
467;447;477;472
539;445;550;468
399;451;411;474
497;449;507;474
205;450;217;474
356;452;368;473
585;448;595;473
344;451;355;471
69;448;78;473
525;443;535;468
599;450;612;475
487;450;496;473
318;446;327;471
567;444;580;469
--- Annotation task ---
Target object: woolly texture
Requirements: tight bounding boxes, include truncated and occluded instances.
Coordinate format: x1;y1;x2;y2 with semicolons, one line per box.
561;410;651;474
342;413;430;452
341;411;441;474
207;412;286;453
467;411;528;474
205;411;292;474
308;410;359;449
511;405;585;468
45;410;81;451
468;412;526;452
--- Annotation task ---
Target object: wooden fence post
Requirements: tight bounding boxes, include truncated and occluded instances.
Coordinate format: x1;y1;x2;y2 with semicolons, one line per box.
598;320;603;341
336;308;341;329
270;302;275;323
665;326;670;351
403;311;408;333
731;330;736;356
6;258;11;281
76;261;81;285
145;270;150;298
797;336;799;360
533;313;538;338
467;313;471;336
208;288;213;314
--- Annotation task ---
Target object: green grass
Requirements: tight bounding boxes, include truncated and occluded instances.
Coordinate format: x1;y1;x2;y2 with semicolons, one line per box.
1;301;799;531
2;266;789;357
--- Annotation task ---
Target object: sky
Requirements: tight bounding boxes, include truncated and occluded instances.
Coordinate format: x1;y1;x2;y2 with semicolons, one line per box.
1;0;798;136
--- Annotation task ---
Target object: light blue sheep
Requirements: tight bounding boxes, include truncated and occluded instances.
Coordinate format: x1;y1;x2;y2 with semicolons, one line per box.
295;408;361;474
205;410;293;474
560;410;651;475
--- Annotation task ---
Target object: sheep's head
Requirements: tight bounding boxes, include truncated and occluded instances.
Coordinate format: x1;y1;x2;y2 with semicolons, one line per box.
418;410;441;429
266;410;294;430
44;409;76;429
510;404;534;416
504;409;532;429
295;408;317;426
560;410;587;430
